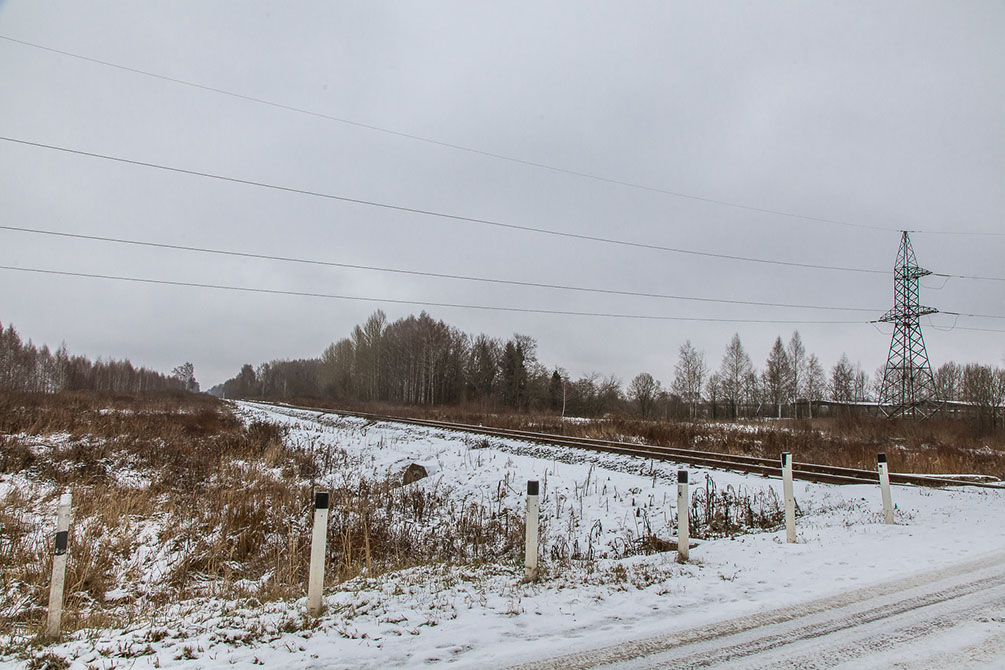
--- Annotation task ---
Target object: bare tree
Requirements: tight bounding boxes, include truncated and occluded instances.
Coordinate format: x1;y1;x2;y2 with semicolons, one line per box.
718;333;752;418
351;310;386;401
962;364;1005;429
805;354;826;418
628;372;661;419
787;332;806;418
870;365;886;403
319;339;354;399
706;372;722;420
172;362;199;393
763;336;791;418
853;367;870;402
830;354;855;402
468;334;501;404
744;370;762;416
934;361;964;402
597;375;623;415
568;372;621;417
672;340;706;419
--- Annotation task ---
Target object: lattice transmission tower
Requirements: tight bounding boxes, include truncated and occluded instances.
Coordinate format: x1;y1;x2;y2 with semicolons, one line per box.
878;231;940;418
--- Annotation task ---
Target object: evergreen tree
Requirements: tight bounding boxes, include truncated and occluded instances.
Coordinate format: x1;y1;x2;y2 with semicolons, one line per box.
548;369;563;412
500;340;527;409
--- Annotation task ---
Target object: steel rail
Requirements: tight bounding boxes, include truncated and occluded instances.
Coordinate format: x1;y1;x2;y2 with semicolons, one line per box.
256;401;1002;489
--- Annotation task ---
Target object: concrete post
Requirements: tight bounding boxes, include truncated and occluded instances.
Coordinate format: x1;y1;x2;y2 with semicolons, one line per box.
677;471;689;562
307;490;329;616
878;453;895;525
525;480;540;581
782;452;796;543
46;492;72;639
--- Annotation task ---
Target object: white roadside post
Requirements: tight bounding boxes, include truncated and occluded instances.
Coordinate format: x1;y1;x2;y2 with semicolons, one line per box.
877;453;895;525
307;490;329;616
677;470;689;562
781;452;796;543
46;491;72;639
525;480;540;581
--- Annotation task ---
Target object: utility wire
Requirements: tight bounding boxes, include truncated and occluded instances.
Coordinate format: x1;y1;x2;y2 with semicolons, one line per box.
6;135;1004;284
7;34;1003;239
7;34;1005;242
0;34;902;235
0;135;898;276
951;325;1005;333
931;271;1005;283
9;223;1003;319
0;264;871;325
925;315;962;332
922;314;1005;334
941;310;1005;321
0;224;887;314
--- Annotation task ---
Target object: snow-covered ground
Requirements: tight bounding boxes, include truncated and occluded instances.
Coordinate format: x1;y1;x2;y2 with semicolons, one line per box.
6;401;1005;669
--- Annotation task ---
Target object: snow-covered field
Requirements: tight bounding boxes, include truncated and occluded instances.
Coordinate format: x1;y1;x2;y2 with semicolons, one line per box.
5;401;1005;669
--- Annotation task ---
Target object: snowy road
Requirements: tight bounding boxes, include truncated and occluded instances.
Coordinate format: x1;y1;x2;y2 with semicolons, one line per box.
512;551;1005;669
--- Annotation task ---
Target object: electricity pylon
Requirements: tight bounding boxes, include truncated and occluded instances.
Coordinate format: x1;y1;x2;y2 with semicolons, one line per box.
878;231;940;418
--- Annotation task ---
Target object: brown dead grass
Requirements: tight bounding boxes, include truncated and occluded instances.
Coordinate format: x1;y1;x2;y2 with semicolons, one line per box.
0;391;522;645
278;397;1005;478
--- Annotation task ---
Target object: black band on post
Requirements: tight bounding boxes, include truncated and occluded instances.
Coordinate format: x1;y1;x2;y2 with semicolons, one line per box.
314;491;330;510
877;453;887;464
678;471;688;484
527;480;539;496
781;452;790;466
54;530;68;556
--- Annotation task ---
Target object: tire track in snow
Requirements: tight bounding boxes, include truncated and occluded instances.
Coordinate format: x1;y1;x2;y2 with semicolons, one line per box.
508;551;1005;669
652;577;1005;668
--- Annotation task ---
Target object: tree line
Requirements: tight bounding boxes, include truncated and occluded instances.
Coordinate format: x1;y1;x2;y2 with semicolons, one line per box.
212;310;1004;424
0;321;192;394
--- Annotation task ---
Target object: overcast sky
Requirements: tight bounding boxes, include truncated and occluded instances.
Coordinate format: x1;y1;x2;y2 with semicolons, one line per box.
1;1;1003;389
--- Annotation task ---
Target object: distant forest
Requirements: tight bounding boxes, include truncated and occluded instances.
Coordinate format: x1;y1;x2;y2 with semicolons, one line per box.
0;321;194;394
211;310;1003;423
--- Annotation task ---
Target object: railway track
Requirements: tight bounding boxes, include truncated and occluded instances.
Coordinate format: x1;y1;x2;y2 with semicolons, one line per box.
258;401;1002;489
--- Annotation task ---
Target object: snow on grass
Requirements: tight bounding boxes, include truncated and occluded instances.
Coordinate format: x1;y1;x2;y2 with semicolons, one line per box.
5;401;1005;669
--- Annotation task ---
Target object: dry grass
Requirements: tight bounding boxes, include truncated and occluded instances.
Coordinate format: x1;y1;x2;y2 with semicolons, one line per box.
687;476;785;539
278;397;1005;478
0;391;522;647
6;391;997;657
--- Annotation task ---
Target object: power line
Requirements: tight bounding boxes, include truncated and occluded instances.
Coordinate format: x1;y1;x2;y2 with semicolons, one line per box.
6;135;1004;284
0;135;895;276
909;229;1005;238
0;34;901;235
0;264;872;325
8;224;1003;320
5;35;1004;239
0;224;887;314
941;310;1005;321
931;271;1005;283
950;325;1005;333
923;315;1005;334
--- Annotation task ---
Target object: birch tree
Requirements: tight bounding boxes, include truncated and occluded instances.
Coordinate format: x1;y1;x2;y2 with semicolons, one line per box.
763;336;791;418
672;340;707;418
787;332;806;418
830;354;855;402
718;334;752;418
805;354;826;418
